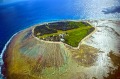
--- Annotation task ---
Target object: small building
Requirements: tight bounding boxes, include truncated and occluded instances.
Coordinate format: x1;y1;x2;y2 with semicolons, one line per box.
59;34;64;38
60;38;65;42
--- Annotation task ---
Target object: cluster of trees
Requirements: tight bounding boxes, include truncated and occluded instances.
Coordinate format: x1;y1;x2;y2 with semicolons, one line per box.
48;21;80;31
34;25;57;36
34;21;89;37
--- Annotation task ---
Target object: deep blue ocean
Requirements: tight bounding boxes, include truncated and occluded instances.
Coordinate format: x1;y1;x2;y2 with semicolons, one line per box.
0;0;120;53
0;0;120;78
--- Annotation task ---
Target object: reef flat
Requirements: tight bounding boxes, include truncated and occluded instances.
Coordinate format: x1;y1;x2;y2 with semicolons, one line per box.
1;20;120;79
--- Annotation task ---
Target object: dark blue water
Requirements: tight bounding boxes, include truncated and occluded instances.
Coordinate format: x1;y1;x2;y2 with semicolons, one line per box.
0;0;119;53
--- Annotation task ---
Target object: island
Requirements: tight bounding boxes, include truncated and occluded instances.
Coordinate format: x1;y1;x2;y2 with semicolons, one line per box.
2;20;120;79
34;21;94;47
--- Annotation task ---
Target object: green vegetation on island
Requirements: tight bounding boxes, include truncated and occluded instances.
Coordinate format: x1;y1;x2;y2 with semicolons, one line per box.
34;21;94;47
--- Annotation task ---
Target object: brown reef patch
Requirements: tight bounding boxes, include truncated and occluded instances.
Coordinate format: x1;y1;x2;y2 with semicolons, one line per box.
67;44;98;67
104;51;120;79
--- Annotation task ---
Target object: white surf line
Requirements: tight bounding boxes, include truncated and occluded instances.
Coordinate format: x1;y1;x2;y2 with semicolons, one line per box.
1;33;17;57
0;33;17;77
0;31;21;67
